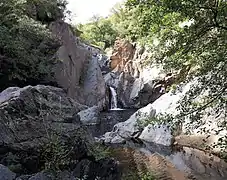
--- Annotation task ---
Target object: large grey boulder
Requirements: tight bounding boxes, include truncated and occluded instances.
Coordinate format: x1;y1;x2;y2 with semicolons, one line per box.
0;164;16;180
78;106;100;125
102;102;173;146
0;85;93;174
0;85;89;150
139;124;173;146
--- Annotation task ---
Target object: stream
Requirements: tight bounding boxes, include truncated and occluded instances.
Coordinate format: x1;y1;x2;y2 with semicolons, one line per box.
87;86;227;180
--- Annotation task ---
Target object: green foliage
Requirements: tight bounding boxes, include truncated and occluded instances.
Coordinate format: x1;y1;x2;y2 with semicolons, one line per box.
41;134;72;171
77;16;118;49
0;0;67;90
137;116;165;129
122;171;156;180
89;143;111;161
122;0;227;153
140;172;156;180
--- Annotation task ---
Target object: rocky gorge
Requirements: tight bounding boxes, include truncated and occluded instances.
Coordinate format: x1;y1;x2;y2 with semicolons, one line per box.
0;15;227;180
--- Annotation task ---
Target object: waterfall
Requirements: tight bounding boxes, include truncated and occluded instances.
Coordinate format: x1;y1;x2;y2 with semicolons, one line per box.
110;87;118;110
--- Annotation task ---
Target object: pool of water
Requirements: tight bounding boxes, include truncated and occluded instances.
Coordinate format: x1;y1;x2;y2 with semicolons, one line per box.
108;141;227;180
87;109;137;137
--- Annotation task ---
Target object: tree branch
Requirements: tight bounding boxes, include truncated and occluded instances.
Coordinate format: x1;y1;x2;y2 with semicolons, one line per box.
178;84;227;119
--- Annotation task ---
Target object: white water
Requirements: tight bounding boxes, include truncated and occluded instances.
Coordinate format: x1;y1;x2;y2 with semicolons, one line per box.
109;87;124;110
110;87;118;109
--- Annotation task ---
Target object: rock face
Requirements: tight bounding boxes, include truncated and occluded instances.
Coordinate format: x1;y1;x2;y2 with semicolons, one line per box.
110;38;136;71
49;20;107;110
0;85;120;178
82;56;108;109
104;38;175;108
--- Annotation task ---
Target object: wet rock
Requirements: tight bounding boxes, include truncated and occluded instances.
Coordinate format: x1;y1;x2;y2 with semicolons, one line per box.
0;164;16;180
78;106;100;125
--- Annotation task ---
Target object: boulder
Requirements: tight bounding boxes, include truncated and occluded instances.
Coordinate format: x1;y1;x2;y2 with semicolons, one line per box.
0;164;16;180
0;85;92;173
139;124;173;146
0;85;88;150
101;99;174;146
78;106;100;125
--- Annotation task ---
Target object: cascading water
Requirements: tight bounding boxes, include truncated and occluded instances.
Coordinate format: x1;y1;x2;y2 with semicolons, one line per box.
109;87;118;110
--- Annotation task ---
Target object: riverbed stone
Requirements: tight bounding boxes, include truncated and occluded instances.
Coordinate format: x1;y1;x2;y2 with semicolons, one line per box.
139;124;173;146
0;164;16;180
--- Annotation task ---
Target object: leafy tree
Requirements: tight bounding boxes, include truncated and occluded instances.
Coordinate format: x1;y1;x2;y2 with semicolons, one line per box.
125;0;227;151
0;0;67;90
77;15;117;49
